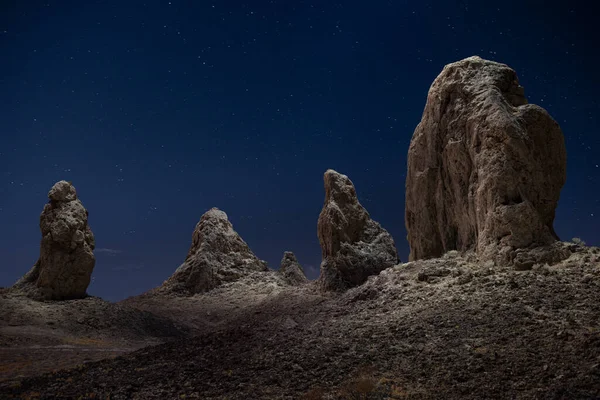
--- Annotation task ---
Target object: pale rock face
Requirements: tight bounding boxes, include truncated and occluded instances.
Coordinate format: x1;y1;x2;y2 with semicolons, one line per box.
13;181;95;300
317;170;399;291
161;208;268;294
405;56;567;263
279;251;308;285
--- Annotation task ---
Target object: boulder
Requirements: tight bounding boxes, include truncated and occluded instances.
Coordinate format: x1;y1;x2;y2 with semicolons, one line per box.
317;170;399;291
161;208;268;294
279;251;308;285
13;181;95;300
405;56;567;262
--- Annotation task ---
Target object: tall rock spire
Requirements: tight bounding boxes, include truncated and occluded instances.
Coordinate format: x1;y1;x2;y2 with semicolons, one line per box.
405;56;567;262
13;181;96;300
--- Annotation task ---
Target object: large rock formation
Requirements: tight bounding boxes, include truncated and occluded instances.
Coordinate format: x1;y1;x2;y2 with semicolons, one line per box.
13;181;96;300
161;208;268;294
278;251;308;285
405;56;567;262
317;170;399;291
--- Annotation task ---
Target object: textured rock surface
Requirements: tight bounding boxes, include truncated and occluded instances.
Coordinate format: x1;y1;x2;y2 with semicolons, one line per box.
160;207;268;295
405;56;567;262
12;181;95;300
317;170;399;291
278;251;308;285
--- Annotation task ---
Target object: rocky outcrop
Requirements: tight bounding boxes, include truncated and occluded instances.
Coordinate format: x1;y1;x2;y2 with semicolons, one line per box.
405;56;567;263
317;170;399;291
279;251;308;285
12;181;96;300
160;208;268;295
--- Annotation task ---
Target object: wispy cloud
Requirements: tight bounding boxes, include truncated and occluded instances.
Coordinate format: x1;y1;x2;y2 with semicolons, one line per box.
95;248;123;256
111;264;144;272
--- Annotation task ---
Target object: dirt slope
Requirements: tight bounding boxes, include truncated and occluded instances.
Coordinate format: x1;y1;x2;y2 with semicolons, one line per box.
2;242;600;399
0;293;188;384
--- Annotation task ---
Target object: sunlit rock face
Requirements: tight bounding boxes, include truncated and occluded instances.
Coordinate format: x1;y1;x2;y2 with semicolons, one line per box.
317;169;399;291
405;56;567;263
161;207;268;295
13;181;96;300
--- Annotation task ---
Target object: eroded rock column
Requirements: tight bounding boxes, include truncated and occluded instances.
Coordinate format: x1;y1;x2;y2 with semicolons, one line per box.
161;208;268;294
13;181;96;300
405;56;566;262
318;170;399;291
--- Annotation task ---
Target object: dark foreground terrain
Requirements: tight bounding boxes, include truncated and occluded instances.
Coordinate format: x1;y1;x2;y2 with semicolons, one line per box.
0;292;187;385
2;242;600;399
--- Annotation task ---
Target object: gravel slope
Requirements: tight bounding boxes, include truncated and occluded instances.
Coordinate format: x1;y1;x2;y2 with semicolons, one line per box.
2;242;600;399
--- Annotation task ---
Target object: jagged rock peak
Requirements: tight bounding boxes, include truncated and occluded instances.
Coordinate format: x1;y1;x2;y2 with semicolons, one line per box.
405;56;567;264
161;207;268;295
279;251;308;285
317;170;399;291
12;181;95;300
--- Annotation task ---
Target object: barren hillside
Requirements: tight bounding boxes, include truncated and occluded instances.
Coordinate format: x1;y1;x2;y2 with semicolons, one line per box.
2;242;599;399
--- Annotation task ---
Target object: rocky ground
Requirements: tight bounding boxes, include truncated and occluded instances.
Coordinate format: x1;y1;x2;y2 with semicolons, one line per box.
120;269;308;334
2;242;600;399
0;292;188;384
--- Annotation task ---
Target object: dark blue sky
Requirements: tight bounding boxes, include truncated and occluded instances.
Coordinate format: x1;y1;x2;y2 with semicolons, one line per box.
1;1;598;301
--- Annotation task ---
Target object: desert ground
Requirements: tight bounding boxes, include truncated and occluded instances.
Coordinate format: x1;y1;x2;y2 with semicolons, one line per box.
1;242;600;399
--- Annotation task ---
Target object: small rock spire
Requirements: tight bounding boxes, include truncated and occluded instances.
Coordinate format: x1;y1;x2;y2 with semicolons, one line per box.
317;170;399;291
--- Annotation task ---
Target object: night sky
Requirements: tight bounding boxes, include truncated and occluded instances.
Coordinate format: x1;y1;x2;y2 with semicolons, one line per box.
1;1;598;301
